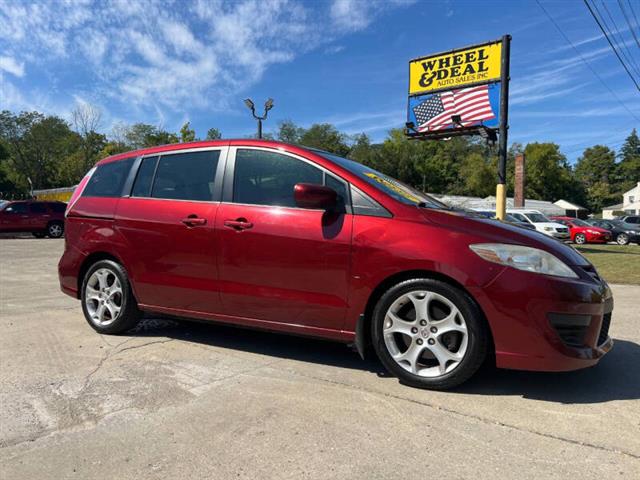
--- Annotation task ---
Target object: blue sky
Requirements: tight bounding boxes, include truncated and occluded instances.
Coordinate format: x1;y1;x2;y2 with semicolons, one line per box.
1;0;639;162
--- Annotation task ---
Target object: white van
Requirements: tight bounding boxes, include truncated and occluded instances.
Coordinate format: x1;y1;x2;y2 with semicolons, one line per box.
507;209;570;239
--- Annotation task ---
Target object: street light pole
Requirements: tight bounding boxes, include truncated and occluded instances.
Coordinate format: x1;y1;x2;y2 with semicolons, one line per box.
244;98;274;139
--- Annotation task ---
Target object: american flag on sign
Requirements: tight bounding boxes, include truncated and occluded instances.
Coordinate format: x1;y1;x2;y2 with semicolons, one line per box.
413;85;495;132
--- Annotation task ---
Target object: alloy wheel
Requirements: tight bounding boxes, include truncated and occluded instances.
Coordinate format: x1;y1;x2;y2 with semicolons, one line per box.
382;290;468;377
48;223;63;238
575;234;586;245
617;233;629;245
84;268;123;326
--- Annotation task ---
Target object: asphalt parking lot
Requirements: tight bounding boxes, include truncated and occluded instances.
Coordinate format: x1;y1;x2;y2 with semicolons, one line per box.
1;239;639;479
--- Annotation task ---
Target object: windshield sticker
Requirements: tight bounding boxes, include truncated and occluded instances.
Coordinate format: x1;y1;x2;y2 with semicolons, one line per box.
364;172;422;203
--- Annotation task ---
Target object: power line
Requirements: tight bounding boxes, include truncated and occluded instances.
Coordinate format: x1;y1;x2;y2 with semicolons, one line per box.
596;0;640;80
583;0;640;91
618;0;640;50
627;0;640;31
535;0;640;122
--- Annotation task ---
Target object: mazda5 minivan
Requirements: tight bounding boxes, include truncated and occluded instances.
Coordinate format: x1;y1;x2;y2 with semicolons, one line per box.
59;140;613;389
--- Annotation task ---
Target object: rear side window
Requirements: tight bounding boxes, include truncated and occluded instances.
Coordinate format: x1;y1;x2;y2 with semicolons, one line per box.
131;156;159;197
83;158;134;198
151;151;220;201
30;203;47;213
5;203;28;213
48;203;66;213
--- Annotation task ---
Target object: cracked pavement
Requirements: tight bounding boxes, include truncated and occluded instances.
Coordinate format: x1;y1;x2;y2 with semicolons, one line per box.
1;239;639;479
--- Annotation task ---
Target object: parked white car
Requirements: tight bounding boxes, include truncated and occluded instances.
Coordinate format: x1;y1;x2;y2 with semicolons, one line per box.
507;209;570;240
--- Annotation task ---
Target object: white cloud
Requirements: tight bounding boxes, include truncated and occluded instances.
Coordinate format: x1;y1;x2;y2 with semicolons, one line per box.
0;55;24;77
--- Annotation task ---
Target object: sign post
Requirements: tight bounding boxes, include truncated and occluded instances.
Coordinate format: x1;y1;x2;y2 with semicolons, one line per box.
405;36;511;219
496;34;511;220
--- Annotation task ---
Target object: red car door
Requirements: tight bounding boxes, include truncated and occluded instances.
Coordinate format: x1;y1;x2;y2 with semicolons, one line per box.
27;202;51;231
115;148;227;314
216;147;352;331
0;202;30;232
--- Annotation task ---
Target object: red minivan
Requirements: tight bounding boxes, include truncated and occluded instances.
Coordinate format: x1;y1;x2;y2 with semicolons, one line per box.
0;200;66;237
59;140;614;389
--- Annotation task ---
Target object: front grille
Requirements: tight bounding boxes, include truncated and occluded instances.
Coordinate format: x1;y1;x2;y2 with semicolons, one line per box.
598;313;611;346
548;313;591;348
557;227;569;233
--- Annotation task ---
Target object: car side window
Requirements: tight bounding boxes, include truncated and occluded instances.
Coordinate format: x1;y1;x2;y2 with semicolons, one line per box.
131;156;159;197
511;213;527;222
627;217;639;224
151;151;220;201
83;158;134;198
5;203;28;214
29;203;47;214
233;149;323;207
49;203;66;213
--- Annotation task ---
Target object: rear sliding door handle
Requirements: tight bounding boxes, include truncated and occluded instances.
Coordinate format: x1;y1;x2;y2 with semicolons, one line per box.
181;216;207;227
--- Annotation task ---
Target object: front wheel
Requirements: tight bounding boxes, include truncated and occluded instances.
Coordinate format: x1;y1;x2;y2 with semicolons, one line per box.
616;233;629;245
81;260;141;334
574;233;586;245
371;278;488;390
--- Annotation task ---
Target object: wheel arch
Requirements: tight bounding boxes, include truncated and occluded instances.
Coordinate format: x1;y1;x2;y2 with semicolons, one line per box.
355;269;495;363
76;252;125;299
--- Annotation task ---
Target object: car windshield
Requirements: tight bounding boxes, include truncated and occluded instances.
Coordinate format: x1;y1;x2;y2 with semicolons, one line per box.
313;150;448;209
525;213;550;223
571;219;589;226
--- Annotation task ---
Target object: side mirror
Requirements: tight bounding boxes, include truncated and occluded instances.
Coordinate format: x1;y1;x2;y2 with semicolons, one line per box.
294;183;337;210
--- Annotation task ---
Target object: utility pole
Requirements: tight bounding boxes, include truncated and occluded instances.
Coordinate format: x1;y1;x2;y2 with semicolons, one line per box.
243;98;274;139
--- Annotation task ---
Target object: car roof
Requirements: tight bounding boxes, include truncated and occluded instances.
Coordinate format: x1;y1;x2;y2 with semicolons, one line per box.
97;139;312;166
506;209;543;214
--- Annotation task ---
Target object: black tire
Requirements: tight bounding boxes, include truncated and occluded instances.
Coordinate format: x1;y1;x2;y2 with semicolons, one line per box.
32;232;46;238
47;221;64;238
371;278;488;390
80;260;142;334
574;233;586;245
616;233;629;245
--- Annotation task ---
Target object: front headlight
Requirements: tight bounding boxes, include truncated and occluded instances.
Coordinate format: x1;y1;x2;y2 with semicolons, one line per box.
543;227;553;231
469;243;578;278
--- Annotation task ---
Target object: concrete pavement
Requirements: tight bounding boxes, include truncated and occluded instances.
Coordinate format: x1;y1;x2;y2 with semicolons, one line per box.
1;239;639;479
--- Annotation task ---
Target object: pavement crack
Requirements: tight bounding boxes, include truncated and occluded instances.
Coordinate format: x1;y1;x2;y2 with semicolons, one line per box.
285;370;640;460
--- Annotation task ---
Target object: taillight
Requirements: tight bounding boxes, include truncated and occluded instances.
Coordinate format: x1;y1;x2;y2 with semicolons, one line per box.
65;167;95;217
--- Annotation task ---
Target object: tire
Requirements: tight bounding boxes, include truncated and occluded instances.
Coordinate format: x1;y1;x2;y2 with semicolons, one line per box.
616;233;629;245
574;233;586;245
80;260;142;334
32;232;46;238
371;278;488;390
47;221;64;238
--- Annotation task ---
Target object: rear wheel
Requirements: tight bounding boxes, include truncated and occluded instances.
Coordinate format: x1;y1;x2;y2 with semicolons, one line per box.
47;221;64;238
616;233;629;245
574;233;586;245
371;278;488;390
81;260;141;334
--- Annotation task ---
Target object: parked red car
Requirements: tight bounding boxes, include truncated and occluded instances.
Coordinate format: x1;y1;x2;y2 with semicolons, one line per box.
58;140;613;389
550;216;611;244
0;200;66;238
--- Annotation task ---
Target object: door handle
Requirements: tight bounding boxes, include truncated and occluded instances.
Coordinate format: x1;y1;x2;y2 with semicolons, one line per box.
181;215;207;227
224;218;253;230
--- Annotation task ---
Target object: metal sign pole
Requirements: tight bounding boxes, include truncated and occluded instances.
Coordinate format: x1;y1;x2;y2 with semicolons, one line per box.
496;34;511;220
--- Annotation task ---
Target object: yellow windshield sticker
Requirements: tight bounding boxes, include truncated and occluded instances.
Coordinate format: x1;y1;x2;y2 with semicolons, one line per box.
364;172;421;203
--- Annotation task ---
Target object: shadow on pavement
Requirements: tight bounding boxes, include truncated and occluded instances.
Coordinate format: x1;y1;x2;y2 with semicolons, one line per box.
130;317;640;404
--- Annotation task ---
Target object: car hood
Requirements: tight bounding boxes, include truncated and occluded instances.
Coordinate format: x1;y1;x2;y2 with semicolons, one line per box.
422;209;589;266
584;226;609;233
533;221;567;230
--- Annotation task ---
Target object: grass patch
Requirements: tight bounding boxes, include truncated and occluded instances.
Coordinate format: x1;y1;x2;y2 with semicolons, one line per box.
574;244;640;285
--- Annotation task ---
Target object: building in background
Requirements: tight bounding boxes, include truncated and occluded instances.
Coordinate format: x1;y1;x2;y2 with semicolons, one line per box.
602;182;640;219
32;186;76;202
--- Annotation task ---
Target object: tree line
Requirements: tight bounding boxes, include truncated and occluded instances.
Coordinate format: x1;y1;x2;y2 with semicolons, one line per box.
1;107;638;213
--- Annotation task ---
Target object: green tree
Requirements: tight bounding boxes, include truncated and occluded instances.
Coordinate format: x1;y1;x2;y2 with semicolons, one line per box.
522;142;575;201
277;120;304;144
574;145;617;211
459;152;494;197
299;123;350;156
617;129;640;190
206;127;222;140
180;122;196;142
124;123;178;148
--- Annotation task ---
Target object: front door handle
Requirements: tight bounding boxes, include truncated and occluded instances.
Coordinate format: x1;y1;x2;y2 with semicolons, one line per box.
181;215;207;227
224;218;253;230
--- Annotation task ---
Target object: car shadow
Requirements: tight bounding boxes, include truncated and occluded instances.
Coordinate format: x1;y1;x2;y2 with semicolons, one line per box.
129;317;640;404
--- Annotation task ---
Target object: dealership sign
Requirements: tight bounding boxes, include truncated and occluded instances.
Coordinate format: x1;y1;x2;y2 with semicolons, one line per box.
407;39;504;133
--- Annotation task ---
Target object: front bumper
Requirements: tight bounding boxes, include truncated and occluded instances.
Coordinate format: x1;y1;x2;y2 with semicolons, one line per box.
586;232;611;243
472;266;613;372
550;231;570;239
